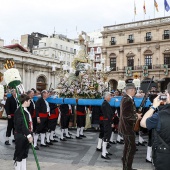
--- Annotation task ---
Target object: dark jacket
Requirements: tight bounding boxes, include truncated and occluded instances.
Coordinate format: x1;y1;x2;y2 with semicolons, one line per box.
153;104;170;170
35;97;48;117
119;94;137;136
4;96;18;116
14;107;31;136
101;100;113;123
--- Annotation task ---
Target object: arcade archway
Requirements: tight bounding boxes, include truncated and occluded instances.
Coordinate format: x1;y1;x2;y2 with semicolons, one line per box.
36;75;47;91
108;79;118;91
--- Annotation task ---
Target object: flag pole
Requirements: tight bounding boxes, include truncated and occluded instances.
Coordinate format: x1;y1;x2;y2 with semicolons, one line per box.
134;0;135;22
154;0;155;18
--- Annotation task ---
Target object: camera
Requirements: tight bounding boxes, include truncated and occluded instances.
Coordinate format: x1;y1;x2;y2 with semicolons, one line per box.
159;95;167;101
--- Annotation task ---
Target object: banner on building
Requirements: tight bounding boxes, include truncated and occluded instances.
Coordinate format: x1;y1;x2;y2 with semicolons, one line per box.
143;65;148;77
125;66;132;77
163;64;168;75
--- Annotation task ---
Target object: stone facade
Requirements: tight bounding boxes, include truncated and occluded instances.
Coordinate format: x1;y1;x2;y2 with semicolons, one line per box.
0;46;62;91
102;16;170;92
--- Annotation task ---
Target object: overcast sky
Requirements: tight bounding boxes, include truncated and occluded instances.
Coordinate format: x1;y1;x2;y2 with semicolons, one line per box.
0;0;168;45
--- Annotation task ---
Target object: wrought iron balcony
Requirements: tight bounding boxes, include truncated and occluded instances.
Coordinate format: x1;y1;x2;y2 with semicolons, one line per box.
144;36;152;42
110;41;116;45
162;34;170;40
127;39;134;43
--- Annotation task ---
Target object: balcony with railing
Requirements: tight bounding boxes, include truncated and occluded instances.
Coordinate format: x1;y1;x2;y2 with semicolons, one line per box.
144;36;152;42
127;39;134;44
110;41;116;45
162;34;170;40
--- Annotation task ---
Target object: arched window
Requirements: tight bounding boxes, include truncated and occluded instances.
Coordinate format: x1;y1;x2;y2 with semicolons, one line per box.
36;76;46;91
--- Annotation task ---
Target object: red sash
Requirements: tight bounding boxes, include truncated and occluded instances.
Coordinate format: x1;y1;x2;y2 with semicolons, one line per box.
76;111;85;116
39;112;48;118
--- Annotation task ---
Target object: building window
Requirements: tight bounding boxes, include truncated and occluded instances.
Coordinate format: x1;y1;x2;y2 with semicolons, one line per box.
74;49;76;54
90;48;94;54
127;56;134;70
70;48;73;52
145;32;152;41
56;44;58;48
145;55;152;69
127;34;134;43
97;47;101;53
66;46;68;51
164;54;170;68
60;45;62;49
110;58;116;71
110;37;116;45
163;30;170;39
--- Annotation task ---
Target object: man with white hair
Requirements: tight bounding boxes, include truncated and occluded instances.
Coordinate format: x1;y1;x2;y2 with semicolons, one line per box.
119;83;141;170
101;92;113;160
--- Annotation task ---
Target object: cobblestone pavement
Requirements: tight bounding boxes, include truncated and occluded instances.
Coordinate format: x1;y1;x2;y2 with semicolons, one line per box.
0;120;153;170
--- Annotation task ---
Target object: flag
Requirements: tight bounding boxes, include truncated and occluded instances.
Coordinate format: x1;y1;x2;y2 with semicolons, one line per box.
143;1;146;14
165;0;170;12
134;1;136;15
154;0;159;12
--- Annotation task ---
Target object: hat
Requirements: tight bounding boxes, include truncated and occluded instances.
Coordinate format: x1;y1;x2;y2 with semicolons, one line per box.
125;83;136;90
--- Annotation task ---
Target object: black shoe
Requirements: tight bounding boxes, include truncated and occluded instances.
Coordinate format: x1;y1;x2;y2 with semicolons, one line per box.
65;136;73;139
46;142;53;145
143;141;147;144
34;146;39;150
109;141;116;144
53;135;58;138
131;169;137;170
136;148;138;151
76;136;82;139
50;139;58;142
96;148;102;152
146;159;152;163
5;140;10;145
106;152;112;156
68;132;72;136
106;143;111;149
101;155;111;160
40;144;48;147
80;135;86;138
136;143;139;146
117;140;124;144
138;142;145;146
60;138;67;141
12;139;15;143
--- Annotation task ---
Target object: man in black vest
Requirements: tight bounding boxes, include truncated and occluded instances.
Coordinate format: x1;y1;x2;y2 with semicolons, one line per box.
4;89;18;145
119;83;141;170
101;92;113;160
34;90;50;149
141;83;170;170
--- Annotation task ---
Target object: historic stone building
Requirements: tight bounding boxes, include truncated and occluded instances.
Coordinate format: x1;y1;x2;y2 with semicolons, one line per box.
102;16;170;92
0;44;62;92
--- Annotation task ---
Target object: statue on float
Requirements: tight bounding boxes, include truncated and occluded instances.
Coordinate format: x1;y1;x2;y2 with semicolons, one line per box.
56;32;107;99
